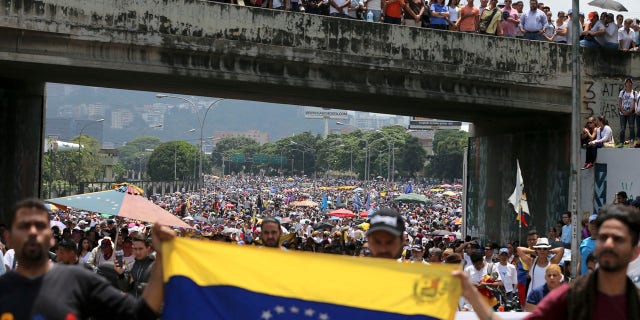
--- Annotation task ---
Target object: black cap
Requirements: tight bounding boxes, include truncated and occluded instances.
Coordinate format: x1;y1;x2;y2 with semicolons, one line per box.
367;208;405;237
58;239;77;250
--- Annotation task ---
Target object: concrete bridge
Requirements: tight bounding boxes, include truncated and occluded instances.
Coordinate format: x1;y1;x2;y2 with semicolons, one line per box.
1;0;638;243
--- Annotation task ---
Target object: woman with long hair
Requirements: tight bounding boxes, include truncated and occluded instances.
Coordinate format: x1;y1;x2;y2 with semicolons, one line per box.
586;115;614;169
78;237;93;264
447;0;460;30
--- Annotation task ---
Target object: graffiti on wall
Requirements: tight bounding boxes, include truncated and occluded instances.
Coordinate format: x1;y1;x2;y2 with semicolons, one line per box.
582;79;624;119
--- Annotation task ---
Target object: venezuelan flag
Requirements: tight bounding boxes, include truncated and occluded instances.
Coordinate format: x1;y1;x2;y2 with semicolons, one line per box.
163;238;461;320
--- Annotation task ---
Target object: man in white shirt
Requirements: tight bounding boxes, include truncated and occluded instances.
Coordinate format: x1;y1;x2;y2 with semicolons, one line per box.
464;252;501;303
496;248;518;299
619;18;637;51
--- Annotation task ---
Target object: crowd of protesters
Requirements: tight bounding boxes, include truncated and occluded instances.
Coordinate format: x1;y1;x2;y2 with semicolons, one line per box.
0;175;465;285
235;0;640;49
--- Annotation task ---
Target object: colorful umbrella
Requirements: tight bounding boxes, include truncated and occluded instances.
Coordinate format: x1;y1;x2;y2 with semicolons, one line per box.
290;200;318;207
454;217;462;225
328;208;355;218
394;193;430;204
46;185;189;228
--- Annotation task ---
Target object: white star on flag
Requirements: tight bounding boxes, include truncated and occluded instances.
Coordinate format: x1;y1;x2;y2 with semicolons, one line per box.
304;309;315;317
318;313;329;320
289;306;299;314
261;310;273;320
274;306;285;314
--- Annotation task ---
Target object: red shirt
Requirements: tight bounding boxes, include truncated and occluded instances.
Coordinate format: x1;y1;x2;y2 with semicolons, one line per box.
525;283;629;320
385;0;405;19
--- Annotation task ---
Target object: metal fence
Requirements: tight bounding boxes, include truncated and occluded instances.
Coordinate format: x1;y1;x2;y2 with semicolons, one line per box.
42;180;198;198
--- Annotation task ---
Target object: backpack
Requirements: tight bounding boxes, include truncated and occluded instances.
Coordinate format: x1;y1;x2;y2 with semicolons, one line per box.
479;8;499;34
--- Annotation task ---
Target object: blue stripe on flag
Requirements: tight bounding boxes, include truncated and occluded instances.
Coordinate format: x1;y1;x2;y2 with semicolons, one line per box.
164;276;440;320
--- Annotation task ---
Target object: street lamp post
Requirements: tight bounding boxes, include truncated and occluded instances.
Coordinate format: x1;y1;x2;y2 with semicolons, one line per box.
156;94;224;192
77;119;104;184
336;121;373;180
290;141;316;177
174;129;196;181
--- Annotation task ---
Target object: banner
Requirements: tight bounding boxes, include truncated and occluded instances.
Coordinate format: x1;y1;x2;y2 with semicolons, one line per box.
163;238;461;320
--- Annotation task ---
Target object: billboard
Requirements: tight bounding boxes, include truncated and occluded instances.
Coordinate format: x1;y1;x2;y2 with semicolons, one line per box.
304;107;348;120
409;117;461;130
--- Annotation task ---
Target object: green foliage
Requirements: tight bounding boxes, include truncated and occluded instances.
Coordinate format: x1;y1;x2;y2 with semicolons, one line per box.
425;130;468;180
117;136;161;172
147;141;198;181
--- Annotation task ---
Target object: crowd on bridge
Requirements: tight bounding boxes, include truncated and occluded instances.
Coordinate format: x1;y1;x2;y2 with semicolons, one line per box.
233;0;639;49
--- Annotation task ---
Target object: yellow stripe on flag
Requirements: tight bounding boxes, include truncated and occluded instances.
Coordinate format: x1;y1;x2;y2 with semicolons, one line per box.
163;238;461;319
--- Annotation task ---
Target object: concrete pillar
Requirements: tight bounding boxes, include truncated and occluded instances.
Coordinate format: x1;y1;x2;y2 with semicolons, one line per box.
0;79;45;223
466;117;571;245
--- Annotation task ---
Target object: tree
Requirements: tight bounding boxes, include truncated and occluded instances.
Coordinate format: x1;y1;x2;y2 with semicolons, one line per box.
118;136;161;174
425;130;468;180
147;141;198;181
397;135;428;178
70;134;102;182
211;137;260;174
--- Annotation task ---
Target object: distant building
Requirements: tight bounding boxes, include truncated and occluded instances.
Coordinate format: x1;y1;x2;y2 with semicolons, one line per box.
343;113;408;131
111;109;135;129
45;118;103;144
212;130;269;145
84;104;107;118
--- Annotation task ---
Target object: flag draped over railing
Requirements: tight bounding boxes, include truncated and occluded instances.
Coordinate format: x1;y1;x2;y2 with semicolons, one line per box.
508;159;530;227
162;238;461;320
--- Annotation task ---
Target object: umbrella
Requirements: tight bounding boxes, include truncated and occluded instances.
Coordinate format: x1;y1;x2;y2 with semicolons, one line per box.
588;0;627;11
394;193;430;204
313;222;334;230
291;200;318;207
454;217;462;225
46;185;190;228
358;211;371;218
277;217;292;224
443;191;457;196
328;208;355;218
329;216;342;221
45;203;61;211
431;230;453;236
357;222;370;231
225;203;236;208
193;215;208;223
50;220;67;230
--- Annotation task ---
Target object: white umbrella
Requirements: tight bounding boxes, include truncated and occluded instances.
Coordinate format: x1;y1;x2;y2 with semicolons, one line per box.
50;220;67;230
588;0;627;11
